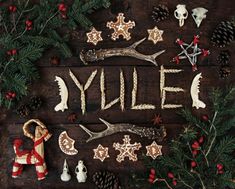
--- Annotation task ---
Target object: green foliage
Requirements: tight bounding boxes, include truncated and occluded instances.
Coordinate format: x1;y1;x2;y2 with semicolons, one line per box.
132;87;235;189
0;0;110;109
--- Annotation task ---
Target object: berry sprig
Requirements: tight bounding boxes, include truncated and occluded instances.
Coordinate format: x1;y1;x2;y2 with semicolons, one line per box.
25;20;33;30
8;5;17;12
58;3;67;19
148;168;176;189
5;92;16;100
7;49;17;56
216;164;224;174
167;172;177;186
148;168;156;184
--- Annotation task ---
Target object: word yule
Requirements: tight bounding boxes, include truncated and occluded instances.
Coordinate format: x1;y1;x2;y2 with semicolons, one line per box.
55;66;206;114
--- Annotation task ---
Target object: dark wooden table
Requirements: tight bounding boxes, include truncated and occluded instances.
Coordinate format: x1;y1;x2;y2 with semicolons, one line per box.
0;0;235;188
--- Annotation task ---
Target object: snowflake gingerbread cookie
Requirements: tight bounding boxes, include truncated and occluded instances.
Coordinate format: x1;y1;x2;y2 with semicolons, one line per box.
107;13;135;41
93;144;110;162
147;26;164;44
146;141;162;159
113;135;142;163
86;27;103;45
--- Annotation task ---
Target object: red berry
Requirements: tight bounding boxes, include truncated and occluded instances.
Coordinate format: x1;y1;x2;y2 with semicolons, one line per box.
172;180;177;186
150;168;156;175
5;94;11;99
218;170;224;174
11;49;17;55
191;161;197;168
58;3;66;12
192;141;200;149
198;136;204;144
9;5;17;12
7;50;12;55
149;174;155;179
11;92;16;98
26;26;32;30
202;115;209;121
167;172;174;179
192;150;198;156
5;92;16;100
216;164;223;170
148;178;154;184
25;20;33;27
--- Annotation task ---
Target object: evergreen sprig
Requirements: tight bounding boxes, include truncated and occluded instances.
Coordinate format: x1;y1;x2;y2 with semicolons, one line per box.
0;0;110;109
132;87;235;189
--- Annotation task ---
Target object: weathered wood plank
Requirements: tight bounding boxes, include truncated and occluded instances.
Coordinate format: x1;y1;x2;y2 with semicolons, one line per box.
1;0;235;188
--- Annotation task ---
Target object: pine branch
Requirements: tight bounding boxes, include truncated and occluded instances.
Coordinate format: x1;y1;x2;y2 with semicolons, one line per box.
135;87;235;189
0;0;110;109
214;136;235;162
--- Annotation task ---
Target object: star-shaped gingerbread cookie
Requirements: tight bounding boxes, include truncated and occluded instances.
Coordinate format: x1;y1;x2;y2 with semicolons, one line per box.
107;13;135;41
147;26;164;44
93;144;110;162
113;135;142;163
146;141;162;159
86;27;103;45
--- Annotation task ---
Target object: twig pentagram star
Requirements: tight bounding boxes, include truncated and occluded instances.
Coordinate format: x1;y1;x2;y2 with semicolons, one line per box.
146;141;162;159
86;27;103;45
147;26;164;44
93;144;110;162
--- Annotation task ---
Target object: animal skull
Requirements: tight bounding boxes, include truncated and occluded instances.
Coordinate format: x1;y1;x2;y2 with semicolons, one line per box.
75;160;87;183
60;159;71;182
174;4;188;27
192;7;208;28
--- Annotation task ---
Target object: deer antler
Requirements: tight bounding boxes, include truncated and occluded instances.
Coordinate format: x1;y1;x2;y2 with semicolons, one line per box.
79;118;166;143
80;38;165;66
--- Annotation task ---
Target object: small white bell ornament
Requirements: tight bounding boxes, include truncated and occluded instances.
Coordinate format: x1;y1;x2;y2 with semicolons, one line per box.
60;159;71;182
192;7;208;28
75;160;87;183
174;4;188;27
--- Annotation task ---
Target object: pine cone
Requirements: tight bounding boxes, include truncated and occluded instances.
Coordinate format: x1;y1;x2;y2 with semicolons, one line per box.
29;96;43;110
93;171;120;189
152;4;169;23
219;65;231;79
211;21;235;47
217;50;231;65
16;105;30;117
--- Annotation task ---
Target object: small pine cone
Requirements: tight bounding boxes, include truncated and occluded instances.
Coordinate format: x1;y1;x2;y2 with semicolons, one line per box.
211;21;235;47
16;105;30;117
29;96;43;110
152;4;169;23
93;171;120;189
217;50;231;65
219;65;231;78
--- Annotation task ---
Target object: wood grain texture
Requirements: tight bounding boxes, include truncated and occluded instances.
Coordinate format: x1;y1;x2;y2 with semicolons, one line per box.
0;0;235;188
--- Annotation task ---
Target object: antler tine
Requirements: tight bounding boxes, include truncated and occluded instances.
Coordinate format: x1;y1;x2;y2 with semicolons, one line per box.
149;49;166;66
79;124;95;137
129;37;146;49
99;118;114;129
